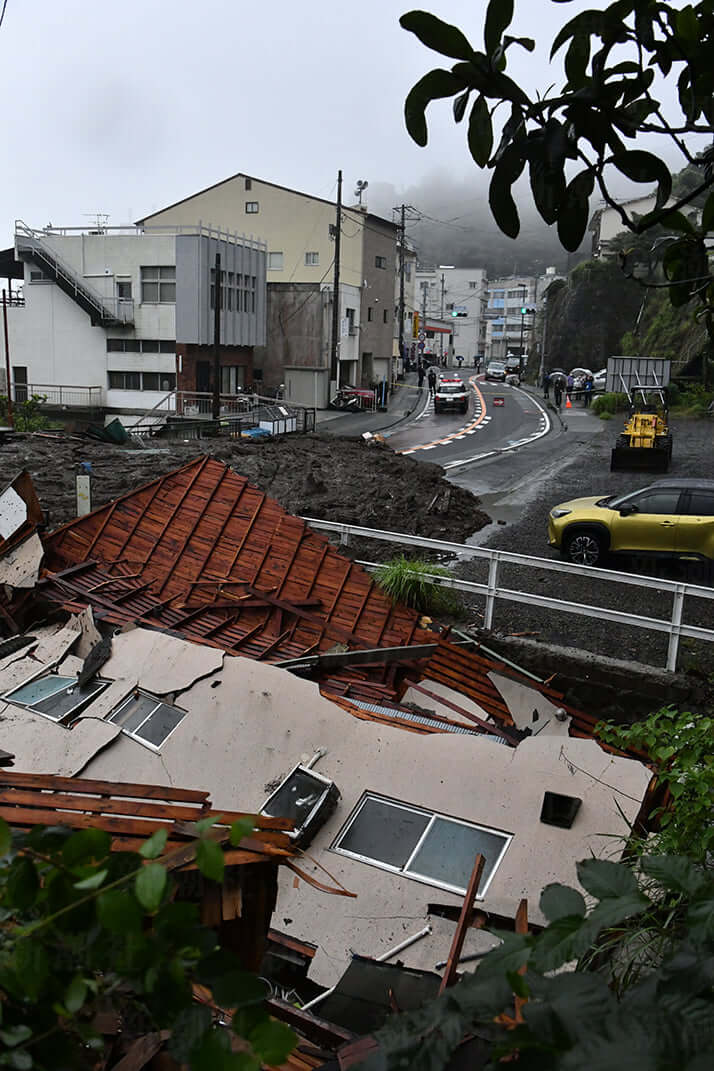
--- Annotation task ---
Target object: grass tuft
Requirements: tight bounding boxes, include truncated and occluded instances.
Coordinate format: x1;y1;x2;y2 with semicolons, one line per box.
375;556;462;617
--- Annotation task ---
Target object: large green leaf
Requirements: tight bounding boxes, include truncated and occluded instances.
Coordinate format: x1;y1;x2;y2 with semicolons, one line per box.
576;858;639;899
557;168;595;250
7;858;39;909
530;915;586;973
169;1005;213;1062
249;1020;297;1066
400;11;474;61
641;855;710;897
196;838;225;883
485;0;514;56
96;890;141;937
404;69;467;146
140;828;168;859
701;190;714;234
14;938;49;1001
62;828;111;868
468;95;493;167
64;976;88;1014
489;145;525;238
612;150;672;207
135;862;167;912
540;882;587;922
565;34;591;88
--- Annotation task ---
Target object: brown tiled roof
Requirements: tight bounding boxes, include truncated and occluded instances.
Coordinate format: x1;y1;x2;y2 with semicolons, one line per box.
43;458;432;662
0;770;293;867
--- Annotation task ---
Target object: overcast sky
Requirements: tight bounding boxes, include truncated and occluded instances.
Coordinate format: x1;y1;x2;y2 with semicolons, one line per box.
0;0;689;238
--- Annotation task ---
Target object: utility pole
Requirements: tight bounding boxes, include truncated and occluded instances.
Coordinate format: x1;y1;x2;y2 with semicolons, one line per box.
329;169;342;392
397;204;406;370
212;251;221;420
2;291;13;428
439;272;446;361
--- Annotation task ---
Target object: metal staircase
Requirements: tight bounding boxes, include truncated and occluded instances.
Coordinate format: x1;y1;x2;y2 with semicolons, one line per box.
15;222;134;327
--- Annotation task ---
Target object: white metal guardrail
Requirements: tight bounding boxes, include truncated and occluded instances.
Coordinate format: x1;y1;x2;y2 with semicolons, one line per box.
301;518;714;673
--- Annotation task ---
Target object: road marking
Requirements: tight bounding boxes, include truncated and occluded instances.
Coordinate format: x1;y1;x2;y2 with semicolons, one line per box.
443;386;551;470
396;375;488;455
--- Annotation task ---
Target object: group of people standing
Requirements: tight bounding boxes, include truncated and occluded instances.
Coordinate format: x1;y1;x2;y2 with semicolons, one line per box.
542;371;594;409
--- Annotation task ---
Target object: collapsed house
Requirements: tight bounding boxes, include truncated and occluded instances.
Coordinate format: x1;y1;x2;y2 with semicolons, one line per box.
0;459;660;1064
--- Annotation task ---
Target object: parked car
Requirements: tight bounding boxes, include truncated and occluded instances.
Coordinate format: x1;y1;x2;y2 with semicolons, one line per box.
434;376;469;414
486;361;506;382
593;368;607;392
548;478;714;567
505;354;522;375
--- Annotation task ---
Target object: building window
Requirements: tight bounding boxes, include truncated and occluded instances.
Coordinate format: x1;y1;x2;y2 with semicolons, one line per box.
245;201;259;214
508;288;527;299
116;280;132;300
245;177;252;190
469;281;479;289
3;673;108;725
108;690;187;750
268;252;284;271
140;266;176;303
367;307;373;322
106;339;176;354
108;371;175;391
333;793;511;897
375;255;387;269
220;365;246;394
405;264;412;281
29;269;49;283
305;251;320;266
346;307;356;335
383;308;388;323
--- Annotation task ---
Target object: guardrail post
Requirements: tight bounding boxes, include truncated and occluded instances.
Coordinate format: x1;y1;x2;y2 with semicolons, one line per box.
666;584;685;672
484;553;499;631
340;524;350;547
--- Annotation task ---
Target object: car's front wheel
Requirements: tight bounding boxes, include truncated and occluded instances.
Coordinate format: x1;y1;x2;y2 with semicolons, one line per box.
563;528;605;567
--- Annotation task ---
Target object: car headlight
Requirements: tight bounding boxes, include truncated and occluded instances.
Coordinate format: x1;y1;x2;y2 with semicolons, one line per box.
550;508;572;519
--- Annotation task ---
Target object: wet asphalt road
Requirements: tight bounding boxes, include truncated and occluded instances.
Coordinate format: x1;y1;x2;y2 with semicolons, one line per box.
387;370;548;468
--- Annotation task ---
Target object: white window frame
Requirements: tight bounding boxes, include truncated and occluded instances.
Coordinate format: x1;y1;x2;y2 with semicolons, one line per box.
332;792;512;899
2;670;109;726
304;251;320;266
107;689;187;752
140;266;176;304
245;201;259;214
268;252;284;271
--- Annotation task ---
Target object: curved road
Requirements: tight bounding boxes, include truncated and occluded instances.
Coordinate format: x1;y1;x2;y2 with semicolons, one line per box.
388;371;549;470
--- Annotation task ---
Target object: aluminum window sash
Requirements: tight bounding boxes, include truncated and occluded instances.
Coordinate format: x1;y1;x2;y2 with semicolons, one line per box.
403;813;512;899
110;692;187;752
332;792;432;850
262;763;334;838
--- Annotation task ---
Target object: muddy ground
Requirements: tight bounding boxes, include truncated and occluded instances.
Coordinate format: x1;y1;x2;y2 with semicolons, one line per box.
0;432;491;545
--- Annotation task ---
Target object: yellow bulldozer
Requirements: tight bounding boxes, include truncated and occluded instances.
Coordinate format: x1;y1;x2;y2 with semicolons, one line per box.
610;385;673;472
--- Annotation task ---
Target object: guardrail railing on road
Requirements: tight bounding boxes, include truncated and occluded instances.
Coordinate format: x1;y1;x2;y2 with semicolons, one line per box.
300;518;714;673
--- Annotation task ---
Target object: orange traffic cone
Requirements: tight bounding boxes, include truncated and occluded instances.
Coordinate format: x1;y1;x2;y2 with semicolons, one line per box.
565;394;572;408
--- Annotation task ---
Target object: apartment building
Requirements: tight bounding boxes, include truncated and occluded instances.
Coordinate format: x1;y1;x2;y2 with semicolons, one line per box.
415;266;488;364
5;221;266;415
484;276;537;361
138;173;399;406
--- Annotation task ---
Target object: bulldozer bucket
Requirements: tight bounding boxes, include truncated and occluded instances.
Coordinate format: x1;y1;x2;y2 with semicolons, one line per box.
610;445;670;473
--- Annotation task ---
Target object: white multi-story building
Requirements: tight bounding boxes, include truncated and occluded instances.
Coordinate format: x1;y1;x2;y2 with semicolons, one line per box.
415;265;488;364
5;221;266;417
484;276;537;362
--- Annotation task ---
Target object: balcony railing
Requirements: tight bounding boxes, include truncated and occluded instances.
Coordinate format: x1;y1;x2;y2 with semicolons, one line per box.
13;384;103;409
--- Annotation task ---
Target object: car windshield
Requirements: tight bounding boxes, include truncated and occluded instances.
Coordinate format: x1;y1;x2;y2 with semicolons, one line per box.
489;363;505;371
438;384;464;394
603;487;652;509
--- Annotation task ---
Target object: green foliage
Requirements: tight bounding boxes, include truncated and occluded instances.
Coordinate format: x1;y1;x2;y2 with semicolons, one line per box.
363;853;714;1069
598;705;714;862
375;555;462;616
592;392;628;416
0;394;52;432
401;1;714;385
0;816;294;1070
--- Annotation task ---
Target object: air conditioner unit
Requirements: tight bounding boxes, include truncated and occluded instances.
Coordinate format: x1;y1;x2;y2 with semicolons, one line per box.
261;764;340;847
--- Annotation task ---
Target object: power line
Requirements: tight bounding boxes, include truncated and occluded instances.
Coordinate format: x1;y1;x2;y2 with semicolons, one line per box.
0;1;9;31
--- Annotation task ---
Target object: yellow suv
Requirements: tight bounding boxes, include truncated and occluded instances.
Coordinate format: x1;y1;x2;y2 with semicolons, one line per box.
548;479;714;567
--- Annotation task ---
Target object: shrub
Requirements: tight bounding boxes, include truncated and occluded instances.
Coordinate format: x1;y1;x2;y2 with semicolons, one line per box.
0;393;51;431
592;391;628;416
375;556;462;616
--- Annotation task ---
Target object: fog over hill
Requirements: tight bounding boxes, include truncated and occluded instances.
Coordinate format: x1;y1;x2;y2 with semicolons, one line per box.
366;172;592;278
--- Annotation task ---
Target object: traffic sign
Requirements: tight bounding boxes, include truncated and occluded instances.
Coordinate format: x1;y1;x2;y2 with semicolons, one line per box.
418;330;426;341
417;341;425;351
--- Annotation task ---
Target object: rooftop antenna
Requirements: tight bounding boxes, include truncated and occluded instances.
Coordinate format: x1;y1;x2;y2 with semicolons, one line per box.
83;212;110;234
354;179;369;205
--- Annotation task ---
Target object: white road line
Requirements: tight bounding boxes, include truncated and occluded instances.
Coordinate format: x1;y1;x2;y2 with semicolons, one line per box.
443;386;551;471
